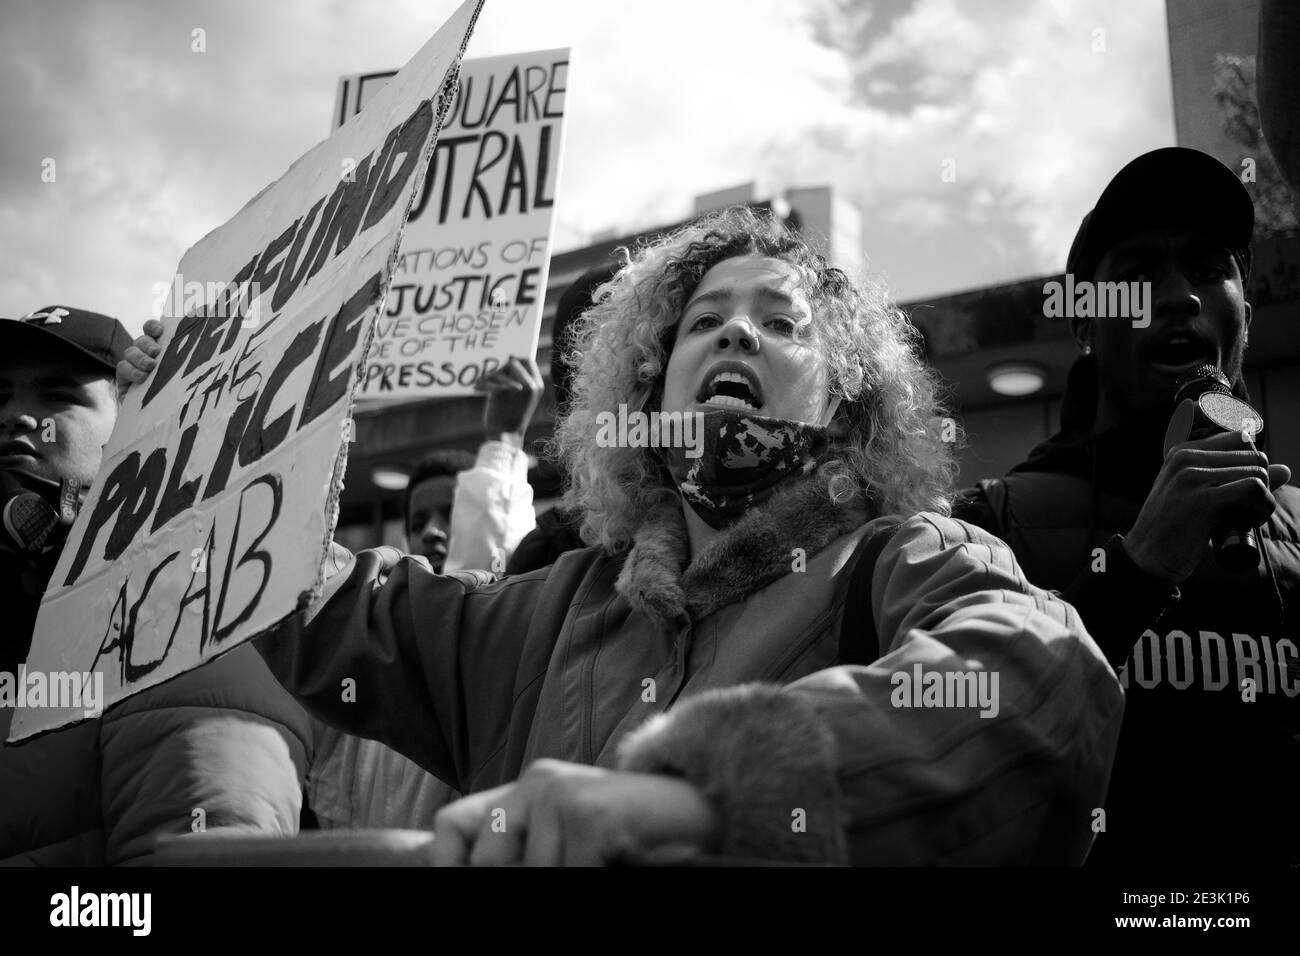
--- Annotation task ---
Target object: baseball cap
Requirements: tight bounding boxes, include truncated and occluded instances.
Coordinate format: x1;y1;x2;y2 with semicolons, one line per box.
1066;147;1255;282
0;305;133;373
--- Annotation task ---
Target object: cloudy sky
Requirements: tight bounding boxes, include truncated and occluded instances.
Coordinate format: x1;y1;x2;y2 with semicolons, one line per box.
0;0;1175;332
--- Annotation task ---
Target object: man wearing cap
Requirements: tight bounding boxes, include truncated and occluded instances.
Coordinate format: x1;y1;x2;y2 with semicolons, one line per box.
955;147;1300;867
0;306;312;865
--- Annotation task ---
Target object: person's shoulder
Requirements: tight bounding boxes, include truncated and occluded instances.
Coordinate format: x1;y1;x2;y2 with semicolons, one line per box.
953;467;1087;508
102;644;311;746
856;512;1015;571
519;539;611;582
893;510;1003;545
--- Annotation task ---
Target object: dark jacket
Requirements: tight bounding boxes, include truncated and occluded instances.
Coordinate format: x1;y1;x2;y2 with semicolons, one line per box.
506;504;585;575
955;358;1300;866
257;470;1123;865
1;533;313;865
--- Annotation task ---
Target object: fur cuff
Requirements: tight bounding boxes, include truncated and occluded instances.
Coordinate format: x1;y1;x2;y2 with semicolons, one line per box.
617;684;848;864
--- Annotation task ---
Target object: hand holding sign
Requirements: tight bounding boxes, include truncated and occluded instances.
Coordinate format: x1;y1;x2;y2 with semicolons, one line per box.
478;355;543;443
116;319;164;396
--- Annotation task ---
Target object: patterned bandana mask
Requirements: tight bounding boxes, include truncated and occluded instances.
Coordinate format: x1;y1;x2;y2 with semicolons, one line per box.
657;409;830;529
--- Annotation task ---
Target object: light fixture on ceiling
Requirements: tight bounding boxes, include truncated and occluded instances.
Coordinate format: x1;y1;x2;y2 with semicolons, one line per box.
371;466;410;491
986;361;1046;397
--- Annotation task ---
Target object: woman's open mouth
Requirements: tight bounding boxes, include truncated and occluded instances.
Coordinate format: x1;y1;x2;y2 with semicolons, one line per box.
696;363;763;412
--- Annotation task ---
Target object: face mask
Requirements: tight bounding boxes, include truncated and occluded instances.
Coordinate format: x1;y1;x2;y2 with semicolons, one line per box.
656;408;830;529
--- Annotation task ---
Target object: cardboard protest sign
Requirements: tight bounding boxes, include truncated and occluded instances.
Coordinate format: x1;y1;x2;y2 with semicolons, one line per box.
334;49;568;400
9;0;484;741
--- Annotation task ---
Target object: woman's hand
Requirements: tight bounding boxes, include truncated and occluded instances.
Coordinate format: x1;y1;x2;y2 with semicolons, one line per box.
432;758;718;866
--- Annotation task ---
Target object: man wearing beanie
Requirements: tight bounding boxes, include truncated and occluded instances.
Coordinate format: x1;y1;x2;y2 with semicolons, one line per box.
0;306;312;865
956;147;1300;867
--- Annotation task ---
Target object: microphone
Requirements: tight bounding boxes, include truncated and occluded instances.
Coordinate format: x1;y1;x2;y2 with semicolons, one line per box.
1162;364;1264;572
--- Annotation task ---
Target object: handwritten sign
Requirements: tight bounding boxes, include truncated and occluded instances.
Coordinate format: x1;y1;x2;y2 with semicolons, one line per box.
335;50;568;400
10;0;484;741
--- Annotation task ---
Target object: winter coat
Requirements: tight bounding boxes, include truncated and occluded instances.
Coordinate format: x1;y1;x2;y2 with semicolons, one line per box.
257;470;1124;864
508;504;585;576
1;542;313;866
0;643;312;865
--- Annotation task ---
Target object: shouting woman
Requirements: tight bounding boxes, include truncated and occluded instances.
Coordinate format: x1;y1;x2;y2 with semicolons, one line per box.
123;207;1123;865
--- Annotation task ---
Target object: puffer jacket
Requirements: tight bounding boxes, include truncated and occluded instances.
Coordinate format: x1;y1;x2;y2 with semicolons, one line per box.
1;647;313;865
1;543;314;866
257;471;1124;865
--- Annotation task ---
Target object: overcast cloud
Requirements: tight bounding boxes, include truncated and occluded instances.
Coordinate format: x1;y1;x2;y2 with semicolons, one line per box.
0;0;1174;331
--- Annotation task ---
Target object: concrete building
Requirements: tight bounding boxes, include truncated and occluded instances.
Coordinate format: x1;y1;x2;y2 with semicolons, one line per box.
1166;0;1260;163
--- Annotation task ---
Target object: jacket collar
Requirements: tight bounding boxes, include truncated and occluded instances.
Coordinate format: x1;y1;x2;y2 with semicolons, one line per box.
615;468;872;633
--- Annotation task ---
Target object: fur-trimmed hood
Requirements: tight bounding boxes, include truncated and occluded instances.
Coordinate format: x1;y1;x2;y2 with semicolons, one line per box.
615;468;873;633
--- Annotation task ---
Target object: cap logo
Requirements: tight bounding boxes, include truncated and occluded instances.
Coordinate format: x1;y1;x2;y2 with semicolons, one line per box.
23;307;70;326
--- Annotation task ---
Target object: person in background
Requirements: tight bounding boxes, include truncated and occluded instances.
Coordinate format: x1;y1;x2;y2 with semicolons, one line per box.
404;449;476;571
1;306;311;865
954;147;1300;866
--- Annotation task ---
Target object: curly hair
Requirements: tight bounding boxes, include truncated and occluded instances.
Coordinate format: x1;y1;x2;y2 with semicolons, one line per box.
551;206;960;553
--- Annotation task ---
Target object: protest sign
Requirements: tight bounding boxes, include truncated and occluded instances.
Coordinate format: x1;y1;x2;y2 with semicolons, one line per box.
9;0;484;741
335;49;568;400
